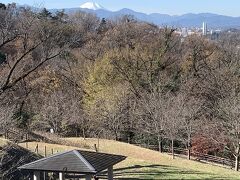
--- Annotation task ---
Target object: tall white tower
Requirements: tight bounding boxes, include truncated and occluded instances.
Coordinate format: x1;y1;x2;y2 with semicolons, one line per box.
202;22;207;36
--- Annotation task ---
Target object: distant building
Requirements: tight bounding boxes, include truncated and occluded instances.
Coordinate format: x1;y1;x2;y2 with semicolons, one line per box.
202;22;207;35
181;27;188;37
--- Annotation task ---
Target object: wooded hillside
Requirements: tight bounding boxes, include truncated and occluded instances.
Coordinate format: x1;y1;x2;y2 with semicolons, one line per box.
1;2;240;172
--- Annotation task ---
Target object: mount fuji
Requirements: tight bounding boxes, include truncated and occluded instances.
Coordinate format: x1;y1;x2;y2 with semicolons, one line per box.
49;2;240;29
80;2;105;10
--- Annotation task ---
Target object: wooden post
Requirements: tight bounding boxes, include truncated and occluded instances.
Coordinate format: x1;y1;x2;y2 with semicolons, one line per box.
59;172;65;180
171;139;174;159
45;146;47;157
187;148;191;160
98;136;100;151
86;175;92;180
35;144;39;154
235;155;239;171
33;171;40;180
108;165;113;180
94;144;98;152
157;136;162;153
43;172;46;180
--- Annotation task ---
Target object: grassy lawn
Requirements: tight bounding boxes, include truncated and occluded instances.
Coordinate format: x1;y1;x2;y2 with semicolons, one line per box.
19;138;240;179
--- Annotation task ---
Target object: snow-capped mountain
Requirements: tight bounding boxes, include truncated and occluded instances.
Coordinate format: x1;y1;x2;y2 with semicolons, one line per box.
80;2;104;10
49;3;240;29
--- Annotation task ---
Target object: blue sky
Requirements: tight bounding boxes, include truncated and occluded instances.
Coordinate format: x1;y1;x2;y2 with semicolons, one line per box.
2;0;240;17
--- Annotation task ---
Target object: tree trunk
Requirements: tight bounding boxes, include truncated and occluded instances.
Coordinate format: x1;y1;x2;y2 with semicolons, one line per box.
157;136;163;153
83;129;86;140
114;131;118;141
128;136;130;144
187;148;191;160
4;129;7;139
187;135;191;160
235;155;239;171
75;129;78;137
171;139;174;159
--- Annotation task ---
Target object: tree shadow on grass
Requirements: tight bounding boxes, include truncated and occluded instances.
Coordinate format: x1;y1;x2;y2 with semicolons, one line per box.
98;164;232;180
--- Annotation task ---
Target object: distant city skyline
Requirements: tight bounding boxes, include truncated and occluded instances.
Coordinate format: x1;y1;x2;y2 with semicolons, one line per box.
1;0;240;17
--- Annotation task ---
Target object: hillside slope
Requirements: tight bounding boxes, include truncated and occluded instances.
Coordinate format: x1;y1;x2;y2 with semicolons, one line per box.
18;138;240;179
0;139;41;179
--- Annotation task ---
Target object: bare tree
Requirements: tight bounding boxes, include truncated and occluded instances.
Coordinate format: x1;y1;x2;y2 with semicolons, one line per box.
138;90;166;153
216;88;240;171
0;6;74;96
39;91;65;133
180;97;203;159
162;93;184;159
0;104;14;135
174;81;204;160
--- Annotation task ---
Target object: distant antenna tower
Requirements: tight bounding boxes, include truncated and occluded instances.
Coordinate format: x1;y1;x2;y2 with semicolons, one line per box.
202;22;207;36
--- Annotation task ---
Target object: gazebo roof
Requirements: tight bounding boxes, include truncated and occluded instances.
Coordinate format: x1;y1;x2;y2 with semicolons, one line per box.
18;150;126;174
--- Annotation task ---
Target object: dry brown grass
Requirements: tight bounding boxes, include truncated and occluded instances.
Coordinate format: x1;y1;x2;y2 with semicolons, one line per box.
64;138;240;179
0;138;9;147
19;138;240;179
18;141;88;157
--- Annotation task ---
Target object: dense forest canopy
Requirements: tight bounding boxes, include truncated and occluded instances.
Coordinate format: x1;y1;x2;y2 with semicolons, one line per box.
1;3;240;171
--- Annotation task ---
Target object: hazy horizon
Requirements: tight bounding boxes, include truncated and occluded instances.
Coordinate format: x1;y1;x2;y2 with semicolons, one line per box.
1;0;240;17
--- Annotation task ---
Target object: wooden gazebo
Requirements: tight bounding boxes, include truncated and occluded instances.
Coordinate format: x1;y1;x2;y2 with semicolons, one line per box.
18;149;126;180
